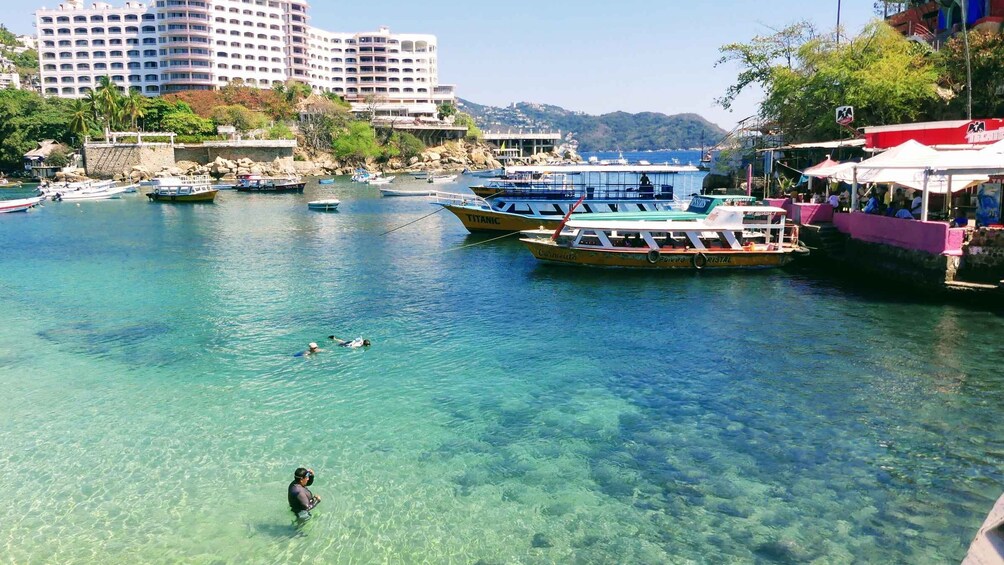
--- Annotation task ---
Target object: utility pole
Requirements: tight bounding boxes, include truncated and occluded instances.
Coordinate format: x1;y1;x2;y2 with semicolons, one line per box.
836;0;842;44
961;0;973;119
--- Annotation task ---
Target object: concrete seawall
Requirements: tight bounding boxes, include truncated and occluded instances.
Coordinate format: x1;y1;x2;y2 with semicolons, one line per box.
84;141;296;178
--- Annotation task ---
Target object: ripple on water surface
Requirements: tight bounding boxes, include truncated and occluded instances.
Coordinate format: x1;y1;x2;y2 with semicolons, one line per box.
1;181;1003;563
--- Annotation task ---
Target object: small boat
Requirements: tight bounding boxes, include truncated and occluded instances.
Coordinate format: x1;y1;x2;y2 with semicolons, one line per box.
0;195;43;213
318;178;336;185
146;175;218;203
366;176;395;185
519;205;807;270
411;171;430;180
234;174;305;193
351;168;377;183
379;187;434;197
42;180;127;201
0;177;23;188
427;174;458;184
463;168;504;178
307;199;340;211
964;492;1004;564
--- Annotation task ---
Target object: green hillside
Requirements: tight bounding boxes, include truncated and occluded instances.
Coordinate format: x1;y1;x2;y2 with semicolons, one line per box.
458;99;726;152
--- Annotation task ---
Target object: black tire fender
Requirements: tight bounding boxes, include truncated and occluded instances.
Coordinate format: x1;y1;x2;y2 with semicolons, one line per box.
692;252;707;270
646;249;660;264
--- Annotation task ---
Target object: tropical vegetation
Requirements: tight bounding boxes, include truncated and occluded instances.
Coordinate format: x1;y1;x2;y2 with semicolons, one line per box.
716;18;1004;144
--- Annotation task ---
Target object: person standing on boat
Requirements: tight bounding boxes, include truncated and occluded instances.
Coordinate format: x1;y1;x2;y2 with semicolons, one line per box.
288;467;321;523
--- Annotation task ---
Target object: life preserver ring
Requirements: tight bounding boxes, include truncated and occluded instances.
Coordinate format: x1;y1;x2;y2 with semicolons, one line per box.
646;249;660;264
692;252;707;270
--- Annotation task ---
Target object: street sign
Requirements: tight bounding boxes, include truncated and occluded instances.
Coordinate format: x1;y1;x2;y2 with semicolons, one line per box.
836;106;854;126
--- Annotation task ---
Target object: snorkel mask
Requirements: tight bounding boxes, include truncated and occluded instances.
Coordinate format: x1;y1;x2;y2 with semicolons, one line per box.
304;470;314;486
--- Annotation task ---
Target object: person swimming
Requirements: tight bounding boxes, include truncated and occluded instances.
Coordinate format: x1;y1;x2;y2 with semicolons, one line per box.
328;335;371;348
293;342;323;357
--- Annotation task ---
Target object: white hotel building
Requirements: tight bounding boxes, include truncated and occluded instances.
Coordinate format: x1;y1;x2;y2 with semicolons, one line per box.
35;0;455;117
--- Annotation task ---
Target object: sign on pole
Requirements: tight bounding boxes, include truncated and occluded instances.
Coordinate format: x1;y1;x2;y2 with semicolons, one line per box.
836;106;854;126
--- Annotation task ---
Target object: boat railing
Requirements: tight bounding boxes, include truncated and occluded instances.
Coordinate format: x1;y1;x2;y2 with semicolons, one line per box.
431;191;490;207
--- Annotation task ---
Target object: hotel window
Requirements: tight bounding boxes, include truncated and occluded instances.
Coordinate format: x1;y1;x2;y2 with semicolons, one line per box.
41;17;53;23
75;40;88;46
111;50;123;56
60;63;73;70
94;63;107;70
56;16;69;23
43;64;56;70
109;27;122;33
78;76;90;82
111;62;124;69
58;40;71;47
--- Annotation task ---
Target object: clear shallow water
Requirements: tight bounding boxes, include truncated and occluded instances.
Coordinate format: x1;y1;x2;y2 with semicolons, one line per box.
1;176;1003;563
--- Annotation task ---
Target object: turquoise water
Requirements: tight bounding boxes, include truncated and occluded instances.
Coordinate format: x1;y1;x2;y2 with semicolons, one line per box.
1;175;1003;563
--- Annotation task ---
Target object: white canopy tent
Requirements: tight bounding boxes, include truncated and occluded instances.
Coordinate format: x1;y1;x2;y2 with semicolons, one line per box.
833;140;988;197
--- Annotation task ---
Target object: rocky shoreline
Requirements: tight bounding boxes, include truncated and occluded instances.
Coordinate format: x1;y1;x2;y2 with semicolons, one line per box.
81;139;580;183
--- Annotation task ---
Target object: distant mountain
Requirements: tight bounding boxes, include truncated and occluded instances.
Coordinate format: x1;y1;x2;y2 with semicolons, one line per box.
458;99;727;152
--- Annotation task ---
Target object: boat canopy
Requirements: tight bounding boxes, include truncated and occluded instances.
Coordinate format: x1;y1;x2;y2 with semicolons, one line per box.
506;164;700;174
567;205;786;231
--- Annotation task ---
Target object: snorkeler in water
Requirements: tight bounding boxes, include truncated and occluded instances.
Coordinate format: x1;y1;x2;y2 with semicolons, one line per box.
328;335;371;348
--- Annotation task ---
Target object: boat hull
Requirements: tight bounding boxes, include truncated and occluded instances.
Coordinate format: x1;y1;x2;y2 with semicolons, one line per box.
307;200;340;211
235;182;305;193
0;196;43;213
441;204;562;232
520;239;801;270
147;190;218;202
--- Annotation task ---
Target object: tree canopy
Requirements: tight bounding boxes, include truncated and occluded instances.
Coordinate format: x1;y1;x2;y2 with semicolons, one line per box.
719;21;945;143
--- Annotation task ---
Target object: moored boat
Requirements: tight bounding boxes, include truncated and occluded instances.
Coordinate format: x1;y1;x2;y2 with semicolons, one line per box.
433;190;752;234
41;179;127;201
379;187;434;197
318;178;336;185
366;175;395;185
427;174;458;184
307;199;340;211
146;175;218;202
519;205;807;270
234;174;305;193
0;177;22;188
0;195;43;213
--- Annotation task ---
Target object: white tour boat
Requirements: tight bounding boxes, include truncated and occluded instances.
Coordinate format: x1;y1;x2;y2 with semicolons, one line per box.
146;175;218;202
432;164;709;233
519;205;807;270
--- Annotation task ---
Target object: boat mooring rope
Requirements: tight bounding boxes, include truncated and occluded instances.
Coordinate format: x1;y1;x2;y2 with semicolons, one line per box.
379;206;447;236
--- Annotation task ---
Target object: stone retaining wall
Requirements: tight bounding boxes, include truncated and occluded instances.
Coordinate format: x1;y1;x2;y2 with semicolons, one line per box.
960;227;1004;283
84;144;175;178
836;239;961;289
83;142;295;178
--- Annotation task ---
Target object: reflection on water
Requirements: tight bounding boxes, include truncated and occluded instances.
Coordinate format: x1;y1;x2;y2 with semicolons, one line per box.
0;177;1002;563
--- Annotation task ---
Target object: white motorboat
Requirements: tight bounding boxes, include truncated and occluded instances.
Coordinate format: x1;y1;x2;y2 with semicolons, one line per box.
427;174;458;184
0;196;43;213
379;187;434;197
146;175;218;202
307;199;340;211
42;180;127;201
366;176;395;185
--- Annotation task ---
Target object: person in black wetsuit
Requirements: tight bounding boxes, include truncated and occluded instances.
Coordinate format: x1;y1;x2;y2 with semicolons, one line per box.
288;467;321;522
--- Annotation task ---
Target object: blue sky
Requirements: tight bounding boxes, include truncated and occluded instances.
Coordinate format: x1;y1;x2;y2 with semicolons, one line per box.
6;0;877;128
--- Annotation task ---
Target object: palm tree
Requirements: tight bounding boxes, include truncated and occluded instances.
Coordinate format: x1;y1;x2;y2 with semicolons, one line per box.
68;98;92;145
95;75;123;134
122;89;146;131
